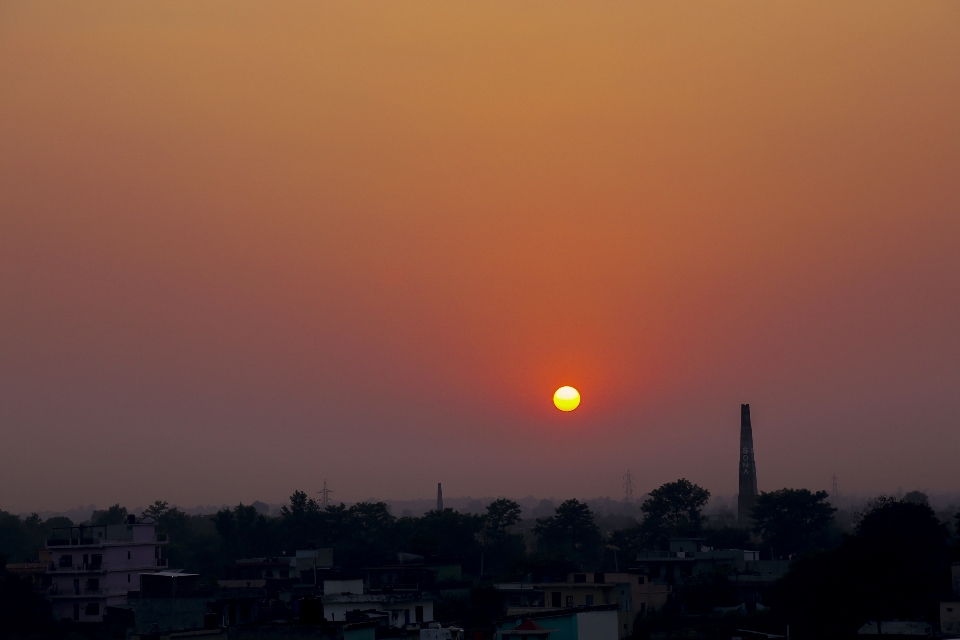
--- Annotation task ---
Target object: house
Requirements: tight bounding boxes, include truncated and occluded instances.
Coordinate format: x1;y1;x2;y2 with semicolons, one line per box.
495;572;669;639
941;602;960;636
497;605;620;640
420;623;465;639
498;619;559;639
321;578;435;628
633;538;788;608
129;570;266;633
45;515;168;622
857;621;933;636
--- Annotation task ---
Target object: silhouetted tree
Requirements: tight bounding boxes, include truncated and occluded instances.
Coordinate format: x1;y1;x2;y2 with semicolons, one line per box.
702;525;750;551
775;496;950;639
478;499;525;579
485;499;522;539
751;488;836;557
89;504;128;526
903;490;929;506
0;557;53;635
214;503;275;559
639;479;710;550
142;500;170;520
535;499;601;567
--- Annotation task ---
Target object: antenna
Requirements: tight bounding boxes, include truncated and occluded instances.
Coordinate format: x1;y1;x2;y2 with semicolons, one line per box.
623;469;635;504
830;473;840;498
318;479;333;509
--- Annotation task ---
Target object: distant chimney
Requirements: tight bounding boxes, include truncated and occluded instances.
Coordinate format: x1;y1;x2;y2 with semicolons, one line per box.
738;404;759;527
437;483;443;512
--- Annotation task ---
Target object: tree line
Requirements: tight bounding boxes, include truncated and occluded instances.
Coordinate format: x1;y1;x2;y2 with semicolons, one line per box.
3;482;960;638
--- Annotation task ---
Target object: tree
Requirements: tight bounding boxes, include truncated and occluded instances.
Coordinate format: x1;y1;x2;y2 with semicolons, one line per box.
775;497;950;639
903;491;929;506
534;499;601;565
485;499;522;539
639;479;710;550
89;504;128;526
213;503;275;559
479;499;526;579
751;488;836;557
142;500;170;520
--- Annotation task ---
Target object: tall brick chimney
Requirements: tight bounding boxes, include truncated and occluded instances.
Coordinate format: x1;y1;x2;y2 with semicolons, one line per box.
738;404;759;527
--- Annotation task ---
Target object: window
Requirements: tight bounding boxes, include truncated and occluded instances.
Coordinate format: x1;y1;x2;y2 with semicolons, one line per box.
586;595;594;606
637;576;645;585
85;578;99;592
84;603;99;616
127;551;131;560
127;574;131;583
551;592;561;608
594;572;605;584
415;605;424;623
573;573;586;583
565;596;574;607
640;603;646;614
59;555;73;568
73;603;80;621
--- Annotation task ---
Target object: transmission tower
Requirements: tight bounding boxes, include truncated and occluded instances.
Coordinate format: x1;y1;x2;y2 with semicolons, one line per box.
318;479;333;508
623;469;635;504
830;473;840;498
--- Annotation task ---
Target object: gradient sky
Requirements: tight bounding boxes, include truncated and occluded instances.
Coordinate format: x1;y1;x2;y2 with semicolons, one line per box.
2;2;959;513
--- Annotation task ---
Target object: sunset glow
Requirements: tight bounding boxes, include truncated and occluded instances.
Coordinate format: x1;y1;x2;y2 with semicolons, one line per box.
1;2;959;509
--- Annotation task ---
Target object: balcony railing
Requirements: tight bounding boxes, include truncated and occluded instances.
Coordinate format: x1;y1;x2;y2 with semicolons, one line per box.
48;562;108;573
48;585;109;597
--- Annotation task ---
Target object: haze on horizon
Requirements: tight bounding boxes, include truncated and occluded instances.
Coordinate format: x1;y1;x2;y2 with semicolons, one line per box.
1;1;959;513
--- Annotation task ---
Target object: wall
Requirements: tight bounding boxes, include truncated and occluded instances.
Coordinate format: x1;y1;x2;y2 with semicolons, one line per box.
576;610;619;640
133;597;208;634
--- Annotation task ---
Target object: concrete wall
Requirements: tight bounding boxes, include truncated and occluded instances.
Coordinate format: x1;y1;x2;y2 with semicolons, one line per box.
133;597;208;634
576;610;619;640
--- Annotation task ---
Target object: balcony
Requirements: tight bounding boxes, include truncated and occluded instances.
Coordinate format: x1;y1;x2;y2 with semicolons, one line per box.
47;585;113;597
48;562;108;573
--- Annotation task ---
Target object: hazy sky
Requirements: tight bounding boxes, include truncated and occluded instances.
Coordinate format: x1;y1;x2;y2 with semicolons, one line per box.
2;2;959;513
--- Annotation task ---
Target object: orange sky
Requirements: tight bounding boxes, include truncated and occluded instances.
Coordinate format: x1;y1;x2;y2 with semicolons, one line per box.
2;1;959;511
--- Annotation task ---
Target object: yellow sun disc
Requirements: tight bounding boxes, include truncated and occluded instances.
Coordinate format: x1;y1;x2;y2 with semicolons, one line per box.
553;386;581;411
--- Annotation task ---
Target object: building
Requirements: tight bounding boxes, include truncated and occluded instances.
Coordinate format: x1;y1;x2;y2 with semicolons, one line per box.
495;572;670;639
129;570;265;633
633;538;788;607
738;404;760;527
45;515;168;622
321;578;435;628
496;605;620;640
939;563;960;636
857;621;933;635
941;602;960;636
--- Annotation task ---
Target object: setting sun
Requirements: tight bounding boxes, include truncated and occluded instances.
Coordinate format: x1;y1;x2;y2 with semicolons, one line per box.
553;386;581;412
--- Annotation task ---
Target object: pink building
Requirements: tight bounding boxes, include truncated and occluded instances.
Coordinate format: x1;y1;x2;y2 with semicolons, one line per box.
46;515;168;622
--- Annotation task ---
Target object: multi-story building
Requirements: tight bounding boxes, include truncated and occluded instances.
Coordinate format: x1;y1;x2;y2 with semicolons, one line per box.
495;572;670;639
45;515;168;622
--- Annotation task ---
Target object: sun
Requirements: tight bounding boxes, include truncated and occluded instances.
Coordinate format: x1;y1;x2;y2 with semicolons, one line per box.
553;386;581;412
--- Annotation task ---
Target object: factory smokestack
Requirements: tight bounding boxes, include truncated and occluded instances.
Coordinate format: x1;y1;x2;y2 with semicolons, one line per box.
738;404;759;527
437;483;443;512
